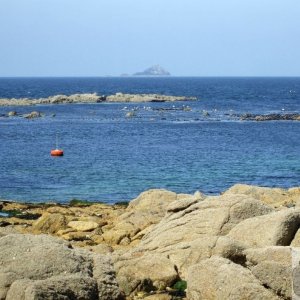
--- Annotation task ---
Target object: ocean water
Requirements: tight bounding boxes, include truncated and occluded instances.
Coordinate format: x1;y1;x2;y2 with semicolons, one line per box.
0;77;299;203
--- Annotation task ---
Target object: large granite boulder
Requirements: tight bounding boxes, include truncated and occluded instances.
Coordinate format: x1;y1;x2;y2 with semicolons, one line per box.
115;253;178;295
187;256;280;300
244;247;292;299
228;208;300;247
0;234;123;300
5;276;98;300
102;189;193;246
113;193;274;294
224;184;300;207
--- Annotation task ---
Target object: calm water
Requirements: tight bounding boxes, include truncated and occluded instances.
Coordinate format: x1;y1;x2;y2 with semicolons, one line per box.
0;77;299;203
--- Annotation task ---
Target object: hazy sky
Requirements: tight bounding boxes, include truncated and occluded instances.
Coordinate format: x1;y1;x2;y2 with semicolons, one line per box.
1;0;300;76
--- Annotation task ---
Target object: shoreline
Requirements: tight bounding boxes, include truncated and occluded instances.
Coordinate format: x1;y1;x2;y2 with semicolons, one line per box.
1;184;300;299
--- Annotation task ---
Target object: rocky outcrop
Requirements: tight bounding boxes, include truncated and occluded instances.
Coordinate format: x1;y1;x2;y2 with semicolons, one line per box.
23;111;43;119
112;194;274;295
102;189;194;246
1;184;300;299
0;234;123;300
106;93;196;103
240;113;300;121
0;93;196;106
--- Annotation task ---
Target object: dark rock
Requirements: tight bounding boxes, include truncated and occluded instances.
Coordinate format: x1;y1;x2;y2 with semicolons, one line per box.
240;113;300;121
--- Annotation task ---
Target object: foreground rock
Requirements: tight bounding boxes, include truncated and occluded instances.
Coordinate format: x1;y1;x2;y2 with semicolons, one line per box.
102;189;194;247
0;93;196;106
0;234;123;300
187;256;280;300
224;184;300;207
228;209;300;247
1;184;300;299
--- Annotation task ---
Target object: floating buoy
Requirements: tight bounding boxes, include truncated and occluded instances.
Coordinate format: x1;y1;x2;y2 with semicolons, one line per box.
51;149;64;156
51;133;64;156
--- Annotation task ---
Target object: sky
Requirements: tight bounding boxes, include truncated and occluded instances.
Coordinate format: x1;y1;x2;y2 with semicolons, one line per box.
0;0;300;76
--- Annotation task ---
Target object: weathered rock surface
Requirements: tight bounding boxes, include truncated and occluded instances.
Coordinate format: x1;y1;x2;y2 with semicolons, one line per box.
224;184;300;207
228;208;300;247
187;256;280;300
102;189;193;246
113;193;274;295
115;253;178;295
0;234;123;300
32;212;67;234
244;247;292;299
6;275;98;300
68;220;99;231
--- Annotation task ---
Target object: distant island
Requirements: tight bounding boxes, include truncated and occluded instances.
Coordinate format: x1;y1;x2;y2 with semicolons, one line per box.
133;65;171;76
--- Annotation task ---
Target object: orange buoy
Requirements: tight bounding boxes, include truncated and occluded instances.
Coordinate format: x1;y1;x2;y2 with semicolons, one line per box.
51;149;64;156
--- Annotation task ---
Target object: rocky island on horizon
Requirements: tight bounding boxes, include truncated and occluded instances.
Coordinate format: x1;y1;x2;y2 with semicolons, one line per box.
133;65;171;76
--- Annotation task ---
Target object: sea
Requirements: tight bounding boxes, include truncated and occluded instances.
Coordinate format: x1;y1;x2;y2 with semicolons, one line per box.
0;77;299;203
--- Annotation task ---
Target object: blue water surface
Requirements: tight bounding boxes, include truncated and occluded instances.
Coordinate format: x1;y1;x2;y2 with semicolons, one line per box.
0;77;299;203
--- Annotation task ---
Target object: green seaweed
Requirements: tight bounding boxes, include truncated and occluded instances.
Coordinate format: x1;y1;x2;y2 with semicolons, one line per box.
0;210;41;220
172;280;187;291
69;198;103;206
114;201;129;207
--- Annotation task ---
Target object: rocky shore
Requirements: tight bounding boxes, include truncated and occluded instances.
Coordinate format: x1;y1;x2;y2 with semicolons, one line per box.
0;93;196;107
1;184;300;299
239;113;300;121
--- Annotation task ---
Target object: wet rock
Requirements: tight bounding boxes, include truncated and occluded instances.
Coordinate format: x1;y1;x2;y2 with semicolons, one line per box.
7;111;17;117
24;111;43;119
125;111;136;118
240;113;300;121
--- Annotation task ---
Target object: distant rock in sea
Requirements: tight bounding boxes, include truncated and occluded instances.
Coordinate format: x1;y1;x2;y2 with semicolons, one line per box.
134;65;171;76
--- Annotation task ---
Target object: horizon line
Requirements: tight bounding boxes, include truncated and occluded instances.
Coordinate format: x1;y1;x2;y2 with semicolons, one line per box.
1;75;300;79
